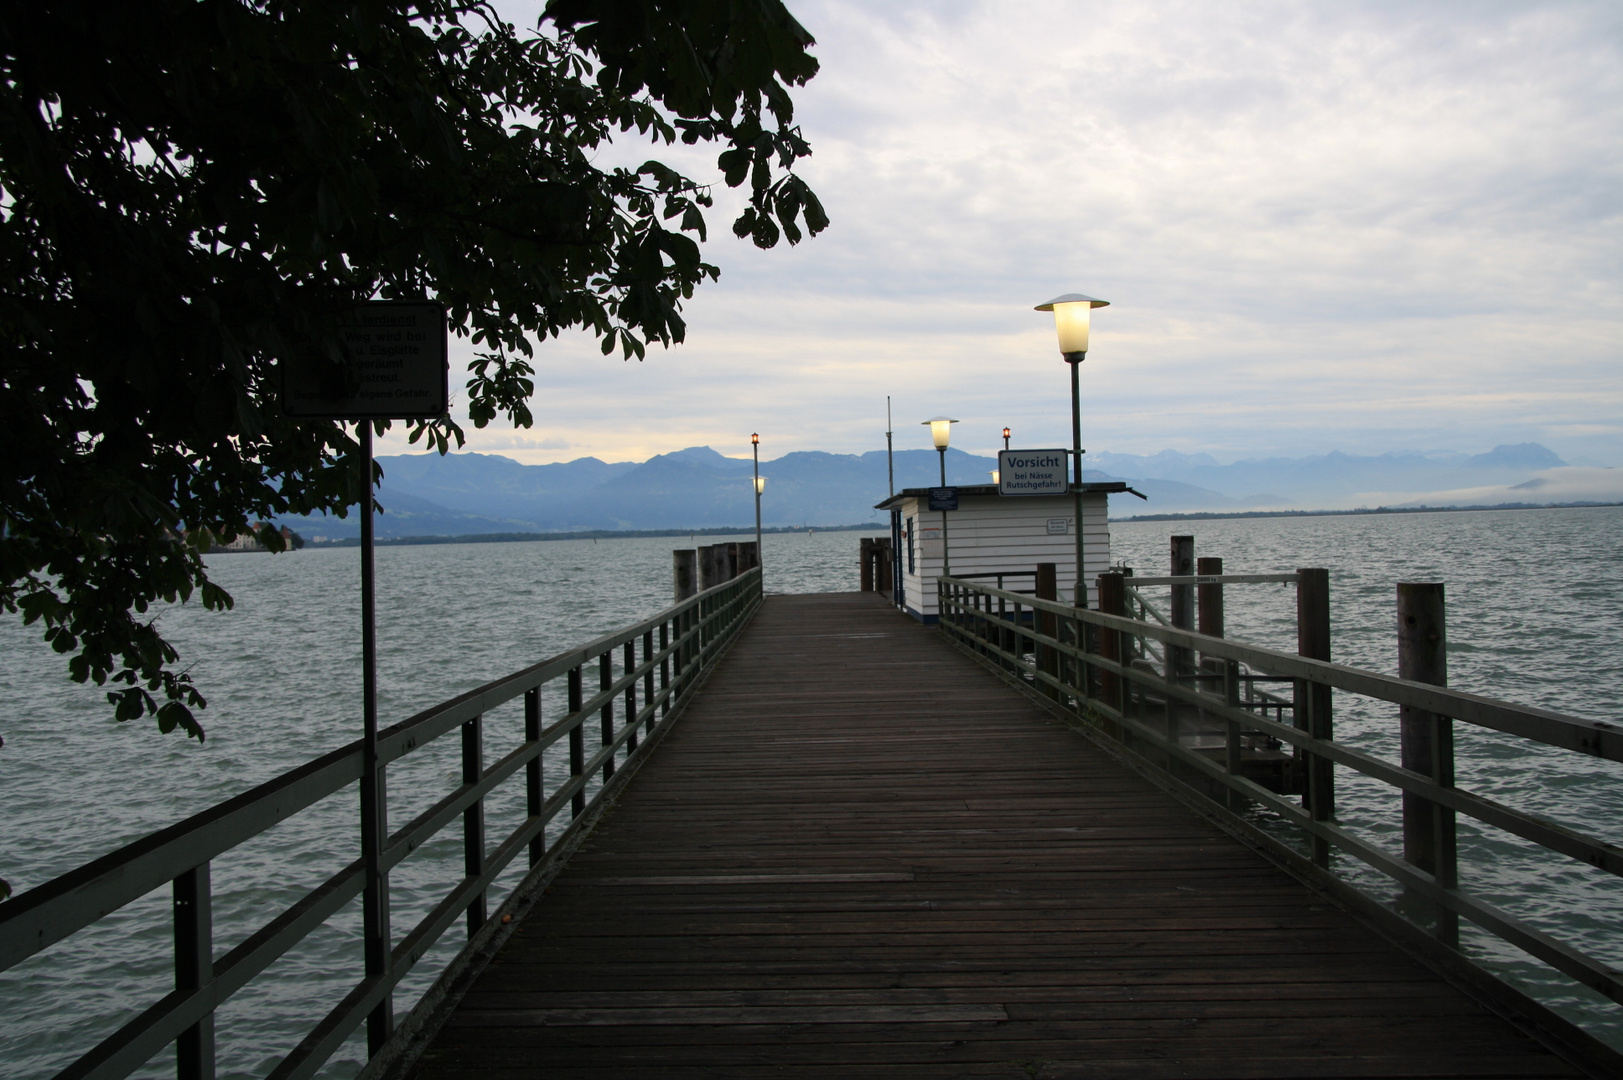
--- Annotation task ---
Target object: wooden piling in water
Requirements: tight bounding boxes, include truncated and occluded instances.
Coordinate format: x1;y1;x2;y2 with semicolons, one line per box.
1296;567;1334;867
1398;581;1458;945
673;549;697;603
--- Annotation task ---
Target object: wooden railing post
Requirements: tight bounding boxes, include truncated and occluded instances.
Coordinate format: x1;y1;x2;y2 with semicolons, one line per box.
1197;556;1240;801
1098;572;1127;725
659;620;672;718
643;629;656;734
1035;563;1057;697
1296;568;1334;867
1197;556;1224;655
1167;536;1195;747
568;666;585;819
623;640;639;752
174;862;216;1080
525;688;543;866
1398;581;1457;946
461;714;486;935
599;651;615;781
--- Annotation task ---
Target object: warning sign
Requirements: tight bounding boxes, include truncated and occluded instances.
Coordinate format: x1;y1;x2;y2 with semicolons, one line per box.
281;302;448;420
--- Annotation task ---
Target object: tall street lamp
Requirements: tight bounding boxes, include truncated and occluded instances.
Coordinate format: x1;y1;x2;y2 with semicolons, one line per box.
751;433;763;578
1034;293;1109;607
922;416;958;576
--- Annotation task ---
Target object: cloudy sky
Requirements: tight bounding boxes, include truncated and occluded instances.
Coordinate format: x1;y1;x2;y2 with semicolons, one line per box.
384;0;1622;468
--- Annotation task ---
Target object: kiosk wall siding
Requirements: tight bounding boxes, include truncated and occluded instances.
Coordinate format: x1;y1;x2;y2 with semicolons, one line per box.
899;493;1111;619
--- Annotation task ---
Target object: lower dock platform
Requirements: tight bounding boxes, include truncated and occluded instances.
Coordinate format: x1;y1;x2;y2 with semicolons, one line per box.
406;592;1581;1079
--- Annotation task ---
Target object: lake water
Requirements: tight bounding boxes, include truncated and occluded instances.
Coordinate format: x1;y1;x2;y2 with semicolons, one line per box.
2;508;1620;1077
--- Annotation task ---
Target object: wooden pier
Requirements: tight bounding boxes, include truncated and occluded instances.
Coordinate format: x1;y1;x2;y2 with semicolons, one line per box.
405;593;1581;1079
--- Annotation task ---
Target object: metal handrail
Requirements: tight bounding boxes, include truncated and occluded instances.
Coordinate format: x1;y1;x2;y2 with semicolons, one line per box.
935;574;1623;1065
0;568;764;1080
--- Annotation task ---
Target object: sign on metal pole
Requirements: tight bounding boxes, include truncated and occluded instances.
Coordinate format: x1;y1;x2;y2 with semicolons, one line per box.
276;300;446;1041
928;487;959;512
280;301;448;420
998;449;1069;496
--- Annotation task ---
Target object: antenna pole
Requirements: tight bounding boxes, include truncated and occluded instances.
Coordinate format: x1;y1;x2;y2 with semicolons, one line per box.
886;396;895;498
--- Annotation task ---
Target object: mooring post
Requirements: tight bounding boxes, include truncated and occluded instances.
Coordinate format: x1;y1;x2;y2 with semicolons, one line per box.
673;549;697;603
726;542;741;581
877;537;893;593
1398;581;1458;946
860;537;875;591
1296;568;1334;867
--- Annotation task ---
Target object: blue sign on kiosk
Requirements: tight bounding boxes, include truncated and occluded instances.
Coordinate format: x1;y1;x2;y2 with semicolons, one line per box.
928;487;959;511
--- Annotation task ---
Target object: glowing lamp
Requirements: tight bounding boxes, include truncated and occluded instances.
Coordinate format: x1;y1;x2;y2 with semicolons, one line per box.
922;416;958;450
1034;293;1110;360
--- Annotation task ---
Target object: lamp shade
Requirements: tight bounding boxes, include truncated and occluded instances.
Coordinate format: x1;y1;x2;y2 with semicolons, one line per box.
1034;293;1110;356
751;432;759;445
921;416;958;449
754;475;766;495
990;470;1000;485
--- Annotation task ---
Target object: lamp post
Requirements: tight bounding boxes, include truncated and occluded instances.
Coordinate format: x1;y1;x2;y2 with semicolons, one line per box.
1034;293;1109;607
1003;427;1011;451
751;433;763;577
922;416;958;577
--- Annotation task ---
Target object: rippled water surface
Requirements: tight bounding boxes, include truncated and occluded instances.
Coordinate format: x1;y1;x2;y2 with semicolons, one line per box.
3;509;1620;1075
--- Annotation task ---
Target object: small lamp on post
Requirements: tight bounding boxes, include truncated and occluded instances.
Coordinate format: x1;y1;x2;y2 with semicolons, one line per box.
921;416;958;578
751;433;763;579
1003;427;1011;451
1034;293;1109;607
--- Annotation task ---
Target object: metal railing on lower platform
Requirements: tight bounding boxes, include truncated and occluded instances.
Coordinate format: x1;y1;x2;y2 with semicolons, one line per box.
0;569;762;1080
937;572;1623;1073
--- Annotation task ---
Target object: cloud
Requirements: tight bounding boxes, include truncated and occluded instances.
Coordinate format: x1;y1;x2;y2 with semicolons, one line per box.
392;1;1623;468
1355;466;1623;508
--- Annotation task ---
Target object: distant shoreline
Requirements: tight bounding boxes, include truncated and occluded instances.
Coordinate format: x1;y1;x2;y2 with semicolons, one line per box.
293;501;1622;546
304;523;881;549
1111;500;1620;524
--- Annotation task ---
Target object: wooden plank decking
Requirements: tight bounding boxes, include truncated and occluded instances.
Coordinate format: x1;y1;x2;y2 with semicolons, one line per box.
409;593;1580;1079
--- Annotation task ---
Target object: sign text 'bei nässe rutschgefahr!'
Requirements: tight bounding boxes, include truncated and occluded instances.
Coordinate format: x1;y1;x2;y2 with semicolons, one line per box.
998;449;1070;496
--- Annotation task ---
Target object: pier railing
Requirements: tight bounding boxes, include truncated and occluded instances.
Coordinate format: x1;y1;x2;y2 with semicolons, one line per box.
0;568;762;1080
938;573;1623;1068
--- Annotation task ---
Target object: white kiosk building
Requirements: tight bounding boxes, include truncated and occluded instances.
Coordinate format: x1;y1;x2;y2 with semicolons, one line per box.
876;480;1136;623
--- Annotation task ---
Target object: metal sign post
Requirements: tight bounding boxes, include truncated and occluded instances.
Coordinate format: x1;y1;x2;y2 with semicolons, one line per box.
280;300;447;1053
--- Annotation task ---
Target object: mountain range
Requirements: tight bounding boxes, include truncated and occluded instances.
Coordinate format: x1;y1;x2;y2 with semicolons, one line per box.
277;442;1618;540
